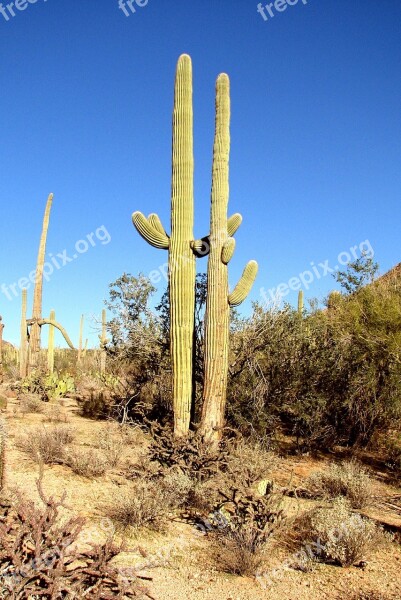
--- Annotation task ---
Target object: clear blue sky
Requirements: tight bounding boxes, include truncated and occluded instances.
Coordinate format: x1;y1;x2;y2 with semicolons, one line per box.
1;0;400;347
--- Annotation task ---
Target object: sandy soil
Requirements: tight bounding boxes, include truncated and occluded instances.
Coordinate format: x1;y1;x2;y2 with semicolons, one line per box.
1;388;401;600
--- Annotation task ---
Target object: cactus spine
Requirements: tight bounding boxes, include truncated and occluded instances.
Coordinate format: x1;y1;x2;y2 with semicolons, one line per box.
132;54;196;437
200;74;258;443
19;289;28;378
48;309;55;373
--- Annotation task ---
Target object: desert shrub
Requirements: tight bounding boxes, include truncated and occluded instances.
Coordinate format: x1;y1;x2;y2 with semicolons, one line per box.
96;424;125;468
306;460;374;509
147;422;228;482
101;480;175;532
19;393;45;414
0;477;151;598
225;438;278;488
290;497;385;567
42;403;69;423
383;433;401;476
18;425;75;464
211;484;285;576
227;273;401;449
64;447;109;478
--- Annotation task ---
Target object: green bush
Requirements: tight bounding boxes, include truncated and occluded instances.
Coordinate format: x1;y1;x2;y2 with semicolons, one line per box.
227;275;401;450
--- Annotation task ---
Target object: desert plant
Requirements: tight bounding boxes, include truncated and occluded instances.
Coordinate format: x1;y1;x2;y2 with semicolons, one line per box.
102;480;174;532
19;394;45;414
18;425;75;464
47;309;55;374
200;72;257;444
96;424;125;468
290;497;386;568
306;460;374;509
132;54;197;438
211;484;284;576
64;447;109;478
147;421;228;482
0;476;152;598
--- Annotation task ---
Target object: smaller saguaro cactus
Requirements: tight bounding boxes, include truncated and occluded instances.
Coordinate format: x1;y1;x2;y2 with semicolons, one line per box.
47;310;56;374
298;290;304;315
100;309;108;374
200;73;258;444
19;289;28;379
78;315;84;363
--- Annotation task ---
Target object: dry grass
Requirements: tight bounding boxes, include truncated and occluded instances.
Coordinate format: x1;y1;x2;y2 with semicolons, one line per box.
306;460;374;509
42;403;70;423
18;424;75;464
101;479;176;532
95;423;126;468
64;447;109;477
19;393;45;415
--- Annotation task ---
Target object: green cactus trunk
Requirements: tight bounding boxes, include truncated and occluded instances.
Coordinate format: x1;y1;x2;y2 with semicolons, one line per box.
298;290;304;315
29;193;54;373
48;309;55;374
200;75;258;444
19;289;28;378
169;54;196;435
132;55;195;437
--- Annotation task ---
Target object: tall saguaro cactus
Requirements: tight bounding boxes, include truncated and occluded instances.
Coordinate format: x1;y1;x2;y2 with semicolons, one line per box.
27;194;76;374
132;54;196;437
29;193;53;371
200;74;258;443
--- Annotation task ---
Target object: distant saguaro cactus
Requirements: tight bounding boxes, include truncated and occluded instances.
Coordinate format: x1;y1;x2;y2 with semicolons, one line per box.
200;74;258;443
29;193;53;371
132;54;196;437
100;309;108;374
48;309;56;374
27;194;75;374
78;314;84;364
298;290;304;315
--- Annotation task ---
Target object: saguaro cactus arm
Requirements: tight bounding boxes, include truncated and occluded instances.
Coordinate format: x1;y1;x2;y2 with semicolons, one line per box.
148;213;169;237
28;318;76;350
132;211;170;249
191;213;243;257
228;260;259;307
221;237;236;264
